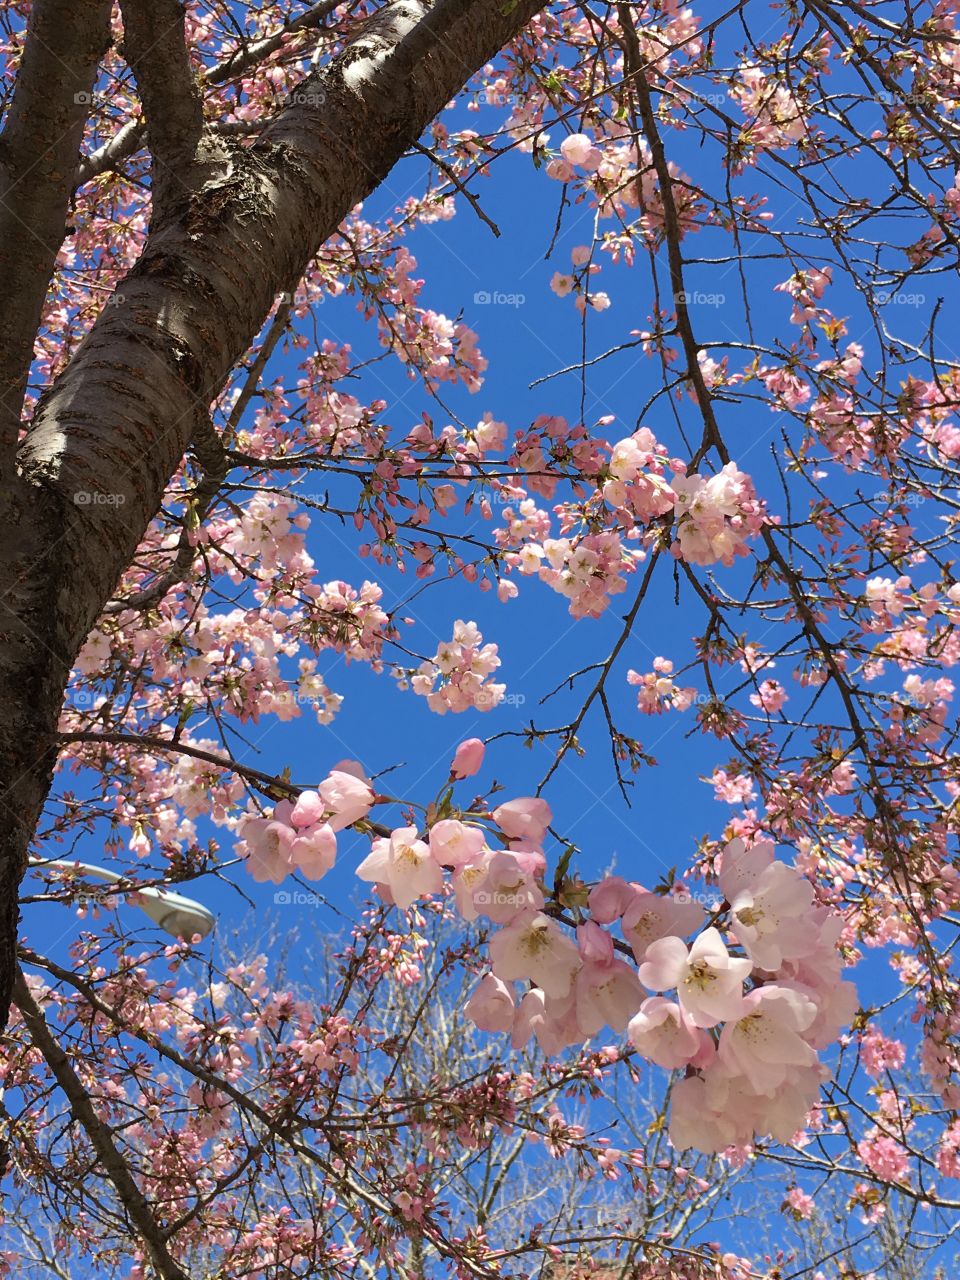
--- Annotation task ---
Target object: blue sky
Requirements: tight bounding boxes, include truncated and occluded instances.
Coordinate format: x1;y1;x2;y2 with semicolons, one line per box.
27;39;941;1051
15;21;960;1275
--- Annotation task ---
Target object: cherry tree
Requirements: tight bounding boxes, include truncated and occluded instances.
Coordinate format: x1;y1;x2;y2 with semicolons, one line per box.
1;0;960;1275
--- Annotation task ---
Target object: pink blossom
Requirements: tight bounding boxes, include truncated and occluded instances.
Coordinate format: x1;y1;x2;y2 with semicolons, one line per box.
861;1029;906;1078
492;796;552;844
560;132;603;170
451;854;494;921
627;666;698;714
728;860;817;970
779;910;859;1048
511;987;585;1055
669;1074;738;1153
640;927;751;1028
784;1186;815;1219
749;679;788;713
545;156;575;182
450;737;484;778
717;837;775;903
237;816;295;884
574;954;643;1037
620;891;704;963
355;826;443;910
718;986;818;1092
671;1061;823;1152
857;1134;910;1183
572;923;643;1036
488;911;581;998
475;849;544;923
937;1121;960;1178
290;790;326;828
318;769;375;831
428;818;487;868
669;463;765;567
408;620;506;713
289;821;337;880
588;875;638;924
464;973;515;1032
628;997;703;1068
577;919;614;965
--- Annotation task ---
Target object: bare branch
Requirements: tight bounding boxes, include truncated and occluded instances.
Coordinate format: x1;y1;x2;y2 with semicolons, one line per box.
11;968;192;1280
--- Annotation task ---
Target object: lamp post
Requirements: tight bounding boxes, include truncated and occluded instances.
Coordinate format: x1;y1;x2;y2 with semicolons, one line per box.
27;858;216;940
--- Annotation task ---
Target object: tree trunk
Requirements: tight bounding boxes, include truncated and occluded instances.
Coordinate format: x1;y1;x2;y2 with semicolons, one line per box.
0;0;543;1028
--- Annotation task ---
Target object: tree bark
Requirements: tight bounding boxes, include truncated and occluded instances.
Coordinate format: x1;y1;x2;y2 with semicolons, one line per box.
0;0;543;1031
0;0;112;454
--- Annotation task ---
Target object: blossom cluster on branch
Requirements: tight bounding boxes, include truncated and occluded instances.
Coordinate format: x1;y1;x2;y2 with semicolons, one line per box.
234;740;857;1154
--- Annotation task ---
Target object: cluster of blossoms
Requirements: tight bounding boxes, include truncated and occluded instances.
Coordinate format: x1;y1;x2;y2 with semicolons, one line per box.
493;425;765;618
670;464;767;567
306;579;390;665
601;426;678;525
730;65;809;154
468;836;856;1153
236;763;375;884
774;266;832;326
627;658;697;714
543;126;707;241
549;241;611;312
397;619;506;713
238;737;855;1156
372;245;488;392
511;531;640;619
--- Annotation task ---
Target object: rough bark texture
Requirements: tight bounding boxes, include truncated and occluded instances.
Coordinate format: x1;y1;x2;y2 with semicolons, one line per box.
0;0;543;1031
118;0;204;215
0;0;112;453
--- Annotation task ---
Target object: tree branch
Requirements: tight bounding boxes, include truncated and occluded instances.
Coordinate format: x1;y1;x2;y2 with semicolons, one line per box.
11;967;192;1280
75;0;345;187
103;415;228;614
0;0;112;461
118;0;204;213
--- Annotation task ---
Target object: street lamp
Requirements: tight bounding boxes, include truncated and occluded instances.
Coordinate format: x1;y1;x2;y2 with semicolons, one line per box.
27;858;216;939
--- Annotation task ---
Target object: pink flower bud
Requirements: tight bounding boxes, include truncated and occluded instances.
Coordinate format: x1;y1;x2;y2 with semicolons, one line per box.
450;738;485;779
